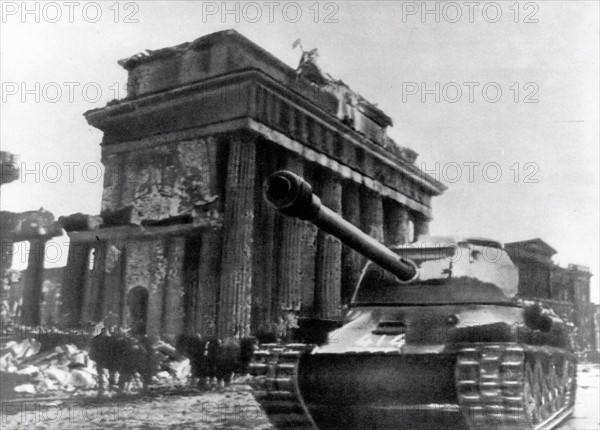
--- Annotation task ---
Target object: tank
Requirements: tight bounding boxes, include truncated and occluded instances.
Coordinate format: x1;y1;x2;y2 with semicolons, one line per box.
249;171;577;430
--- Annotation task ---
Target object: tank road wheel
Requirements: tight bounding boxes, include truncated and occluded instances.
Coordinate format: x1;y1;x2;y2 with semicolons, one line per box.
546;363;560;414
560;358;577;408
456;345;533;429
558;360;571;408
519;361;551;425
523;363;541;425
523;361;552;426
455;347;484;427
532;361;552;421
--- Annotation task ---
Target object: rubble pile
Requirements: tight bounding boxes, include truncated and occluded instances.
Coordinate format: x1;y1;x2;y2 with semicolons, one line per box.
0;337;191;398
0;338;97;396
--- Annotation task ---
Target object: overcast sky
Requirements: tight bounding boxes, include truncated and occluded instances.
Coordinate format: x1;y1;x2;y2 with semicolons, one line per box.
1;1;598;301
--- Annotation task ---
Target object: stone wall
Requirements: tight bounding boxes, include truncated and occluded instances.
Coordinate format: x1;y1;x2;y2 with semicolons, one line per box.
102;137;222;226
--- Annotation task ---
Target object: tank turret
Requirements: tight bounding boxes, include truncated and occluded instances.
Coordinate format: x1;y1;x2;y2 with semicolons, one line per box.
264;170;417;282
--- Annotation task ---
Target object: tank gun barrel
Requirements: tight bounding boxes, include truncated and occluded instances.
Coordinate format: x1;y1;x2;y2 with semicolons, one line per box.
264;170;417;282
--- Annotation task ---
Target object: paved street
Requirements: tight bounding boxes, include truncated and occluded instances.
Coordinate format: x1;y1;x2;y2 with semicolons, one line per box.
1;364;598;429
561;363;600;430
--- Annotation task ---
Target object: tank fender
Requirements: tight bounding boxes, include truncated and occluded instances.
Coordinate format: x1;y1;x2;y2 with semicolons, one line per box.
451;321;516;343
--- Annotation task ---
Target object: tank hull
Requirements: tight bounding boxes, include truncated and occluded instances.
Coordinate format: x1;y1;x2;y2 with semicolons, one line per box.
250;304;577;430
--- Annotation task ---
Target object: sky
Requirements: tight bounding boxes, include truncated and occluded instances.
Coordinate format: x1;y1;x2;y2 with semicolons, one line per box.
1;1;598;302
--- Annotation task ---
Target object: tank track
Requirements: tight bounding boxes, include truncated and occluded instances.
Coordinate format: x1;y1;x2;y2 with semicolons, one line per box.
249;343;316;430
455;343;577;430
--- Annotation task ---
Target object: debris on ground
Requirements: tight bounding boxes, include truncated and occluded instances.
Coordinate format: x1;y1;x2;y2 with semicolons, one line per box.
1;338;97;396
0;337;195;398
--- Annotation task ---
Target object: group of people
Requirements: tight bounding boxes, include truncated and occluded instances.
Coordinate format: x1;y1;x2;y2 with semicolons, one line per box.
175;334;257;389
89;326;163;395
89;325;260;395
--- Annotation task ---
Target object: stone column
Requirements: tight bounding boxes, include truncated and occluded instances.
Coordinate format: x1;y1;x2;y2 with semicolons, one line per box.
118;245;128;328
81;243;107;323
146;239;167;338
163;236;185;339
383;200;410;245
251;143;278;335
315;172;342;319
413;213;431;239
60;240;87;324
299;200;318;315
196;229;222;338
21;238;46;326
276;156;306;313
341;181;362;304
182;236;202;335
357;188;385;305
217;133;256;339
360;188;384;242
101;240;125;329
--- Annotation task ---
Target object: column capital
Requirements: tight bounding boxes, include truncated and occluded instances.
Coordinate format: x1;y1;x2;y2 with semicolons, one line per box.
230;130;259;145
